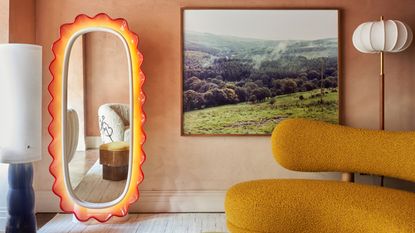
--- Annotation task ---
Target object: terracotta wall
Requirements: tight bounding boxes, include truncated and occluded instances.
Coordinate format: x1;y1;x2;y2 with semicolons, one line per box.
1;0;35;43
67;36;87;150
34;0;415;211
84;32;129;136
9;0;35;43
0;0;8;43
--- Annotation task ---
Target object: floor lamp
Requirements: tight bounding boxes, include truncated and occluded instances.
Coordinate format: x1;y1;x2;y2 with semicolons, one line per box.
352;17;413;184
0;44;42;233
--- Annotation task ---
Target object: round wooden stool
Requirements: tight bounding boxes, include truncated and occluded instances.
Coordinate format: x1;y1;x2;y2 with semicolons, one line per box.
99;142;129;181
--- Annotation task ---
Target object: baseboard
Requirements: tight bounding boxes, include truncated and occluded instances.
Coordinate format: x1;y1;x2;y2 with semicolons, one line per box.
35;190;226;213
0;207;7;232
84;136;101;149
136;190;226;212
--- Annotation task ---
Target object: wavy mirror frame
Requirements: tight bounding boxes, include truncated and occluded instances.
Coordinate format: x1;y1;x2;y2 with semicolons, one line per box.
48;13;146;222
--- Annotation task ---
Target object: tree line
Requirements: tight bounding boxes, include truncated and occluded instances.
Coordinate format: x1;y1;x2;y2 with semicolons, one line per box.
183;55;337;111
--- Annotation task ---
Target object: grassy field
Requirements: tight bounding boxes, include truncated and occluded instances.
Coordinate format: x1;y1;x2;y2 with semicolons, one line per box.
183;89;338;135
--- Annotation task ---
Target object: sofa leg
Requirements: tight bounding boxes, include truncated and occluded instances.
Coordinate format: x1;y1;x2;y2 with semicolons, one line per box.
341;173;354;182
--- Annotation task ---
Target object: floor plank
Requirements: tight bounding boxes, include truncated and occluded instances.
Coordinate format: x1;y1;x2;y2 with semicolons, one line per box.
38;213;227;233
73;160;126;203
69;150;99;188
36;213;57;229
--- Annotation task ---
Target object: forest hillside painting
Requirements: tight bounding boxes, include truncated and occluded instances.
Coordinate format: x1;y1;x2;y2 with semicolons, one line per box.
182;9;339;135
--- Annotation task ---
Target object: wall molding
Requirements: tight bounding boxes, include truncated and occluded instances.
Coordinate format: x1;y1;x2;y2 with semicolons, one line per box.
84;136;101;149
35;190;226;213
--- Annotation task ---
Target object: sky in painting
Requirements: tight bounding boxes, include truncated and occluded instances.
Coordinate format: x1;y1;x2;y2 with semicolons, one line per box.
184;10;338;41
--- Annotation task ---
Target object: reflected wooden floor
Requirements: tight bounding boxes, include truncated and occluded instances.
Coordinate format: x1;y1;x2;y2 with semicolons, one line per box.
73;160;126;202
68;148;126;203
38;213;227;233
68;150;99;188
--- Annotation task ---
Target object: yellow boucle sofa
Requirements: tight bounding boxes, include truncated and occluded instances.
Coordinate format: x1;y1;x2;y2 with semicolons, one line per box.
225;119;415;233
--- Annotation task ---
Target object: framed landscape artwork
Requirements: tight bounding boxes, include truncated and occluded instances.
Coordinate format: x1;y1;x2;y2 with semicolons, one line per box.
181;9;340;135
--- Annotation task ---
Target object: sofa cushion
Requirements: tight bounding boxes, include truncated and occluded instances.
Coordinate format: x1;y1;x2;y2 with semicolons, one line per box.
225;179;415;233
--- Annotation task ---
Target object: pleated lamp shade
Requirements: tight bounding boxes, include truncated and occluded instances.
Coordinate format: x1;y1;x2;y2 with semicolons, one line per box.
0;44;42;163
353;19;413;53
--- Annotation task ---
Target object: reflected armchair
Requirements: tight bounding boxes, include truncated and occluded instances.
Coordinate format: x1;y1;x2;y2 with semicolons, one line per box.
98;103;130;143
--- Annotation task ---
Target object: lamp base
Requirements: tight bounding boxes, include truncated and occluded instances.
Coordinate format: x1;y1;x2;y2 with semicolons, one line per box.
6;163;36;233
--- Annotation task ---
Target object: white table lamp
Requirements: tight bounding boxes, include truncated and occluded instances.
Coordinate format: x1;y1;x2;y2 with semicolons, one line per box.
0;44;42;233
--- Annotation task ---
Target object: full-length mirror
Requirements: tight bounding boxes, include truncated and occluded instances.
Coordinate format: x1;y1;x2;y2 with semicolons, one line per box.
66;31;130;203
49;13;145;222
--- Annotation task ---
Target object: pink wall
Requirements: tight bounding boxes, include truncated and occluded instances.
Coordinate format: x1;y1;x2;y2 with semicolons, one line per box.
0;0;9;43
9;0;35;43
84;32;129;136
67;36;87;149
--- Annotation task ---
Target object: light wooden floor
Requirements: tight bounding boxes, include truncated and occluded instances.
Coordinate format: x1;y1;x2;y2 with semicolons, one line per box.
69;150;99;188
74;160;126;202
38;213;228;233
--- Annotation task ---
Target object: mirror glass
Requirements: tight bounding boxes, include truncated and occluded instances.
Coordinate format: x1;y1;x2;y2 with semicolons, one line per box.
66;31;130;204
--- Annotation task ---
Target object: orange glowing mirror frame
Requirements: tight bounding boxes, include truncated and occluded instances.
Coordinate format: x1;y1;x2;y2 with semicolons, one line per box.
48;13;145;222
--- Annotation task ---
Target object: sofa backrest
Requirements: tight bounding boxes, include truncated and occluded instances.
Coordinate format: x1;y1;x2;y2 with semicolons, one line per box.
271;119;415;182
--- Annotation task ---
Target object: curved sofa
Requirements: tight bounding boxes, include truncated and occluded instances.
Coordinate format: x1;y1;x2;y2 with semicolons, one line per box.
225;119;415;233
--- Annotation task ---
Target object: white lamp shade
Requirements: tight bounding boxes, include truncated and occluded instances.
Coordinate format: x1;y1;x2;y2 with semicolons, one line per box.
0;44;42;163
353;19;413;53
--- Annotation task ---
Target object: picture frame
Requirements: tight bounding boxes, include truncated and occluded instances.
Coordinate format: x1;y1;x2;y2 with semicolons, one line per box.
181;8;341;136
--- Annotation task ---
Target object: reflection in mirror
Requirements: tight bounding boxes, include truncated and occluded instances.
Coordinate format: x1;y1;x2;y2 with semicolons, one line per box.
66;31;129;203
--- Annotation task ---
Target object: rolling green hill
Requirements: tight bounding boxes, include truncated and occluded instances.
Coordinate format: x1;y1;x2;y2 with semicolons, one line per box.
183;88;338;135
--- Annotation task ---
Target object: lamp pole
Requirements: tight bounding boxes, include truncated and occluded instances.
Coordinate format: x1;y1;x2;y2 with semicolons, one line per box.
379;16;385;131
379;16;385;186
